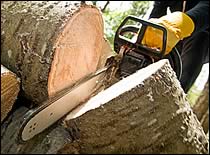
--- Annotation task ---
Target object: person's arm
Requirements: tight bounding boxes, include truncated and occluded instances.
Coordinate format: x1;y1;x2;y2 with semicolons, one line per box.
142;1;209;55
149;1;182;18
186;1;209;34
149;1;168;18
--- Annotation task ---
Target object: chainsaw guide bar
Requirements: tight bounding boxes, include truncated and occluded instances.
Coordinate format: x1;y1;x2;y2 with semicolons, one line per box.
18;66;109;142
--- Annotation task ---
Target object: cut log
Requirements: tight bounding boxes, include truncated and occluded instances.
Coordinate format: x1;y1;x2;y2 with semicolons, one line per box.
60;59;208;154
1;65;20;122
1;1;104;104
1;60;208;154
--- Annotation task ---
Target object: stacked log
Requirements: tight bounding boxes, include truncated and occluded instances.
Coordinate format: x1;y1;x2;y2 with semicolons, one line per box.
1;1;105;104
1;65;20;122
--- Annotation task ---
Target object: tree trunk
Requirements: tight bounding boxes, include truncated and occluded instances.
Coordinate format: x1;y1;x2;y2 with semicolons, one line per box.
1;1;104;104
1;65;20;122
193;77;209;133
1;60;208;154
60;59;208;154
200;110;209;134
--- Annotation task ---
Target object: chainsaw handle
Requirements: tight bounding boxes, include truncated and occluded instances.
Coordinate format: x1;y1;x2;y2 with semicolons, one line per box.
119;25;139;35
114;15;167;58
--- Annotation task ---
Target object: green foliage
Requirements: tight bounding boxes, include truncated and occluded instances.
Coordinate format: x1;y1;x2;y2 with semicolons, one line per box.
187;85;202;106
102;1;150;47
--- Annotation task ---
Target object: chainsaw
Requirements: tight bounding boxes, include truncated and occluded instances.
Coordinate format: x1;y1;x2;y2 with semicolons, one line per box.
18;15;182;142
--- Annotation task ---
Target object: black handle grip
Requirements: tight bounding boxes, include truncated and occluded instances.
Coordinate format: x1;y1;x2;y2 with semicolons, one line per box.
114;15;167;58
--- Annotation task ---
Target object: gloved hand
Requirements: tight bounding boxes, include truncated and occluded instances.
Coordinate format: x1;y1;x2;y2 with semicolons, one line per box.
142;12;195;55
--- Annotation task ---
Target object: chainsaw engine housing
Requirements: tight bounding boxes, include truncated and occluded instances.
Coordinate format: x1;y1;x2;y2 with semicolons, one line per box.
114;15;182;79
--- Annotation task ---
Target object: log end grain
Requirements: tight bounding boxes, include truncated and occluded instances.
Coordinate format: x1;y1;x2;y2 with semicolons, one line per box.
1;65;20;122
48;5;104;96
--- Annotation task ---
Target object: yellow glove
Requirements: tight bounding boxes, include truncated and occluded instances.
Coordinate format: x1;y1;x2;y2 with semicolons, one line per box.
142;12;195;55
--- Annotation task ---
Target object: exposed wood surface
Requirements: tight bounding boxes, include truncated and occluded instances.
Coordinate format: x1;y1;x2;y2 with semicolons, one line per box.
1;65;20;122
1;1;104;104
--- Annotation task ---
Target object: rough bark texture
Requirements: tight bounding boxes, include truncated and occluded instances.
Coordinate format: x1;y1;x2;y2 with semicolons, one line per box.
193;78;209;134
1;1;104;104
200;110;209;134
1;64;20;122
58;60;208;154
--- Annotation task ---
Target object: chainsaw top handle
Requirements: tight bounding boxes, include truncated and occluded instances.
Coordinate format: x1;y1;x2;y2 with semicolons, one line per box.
114;15;167;59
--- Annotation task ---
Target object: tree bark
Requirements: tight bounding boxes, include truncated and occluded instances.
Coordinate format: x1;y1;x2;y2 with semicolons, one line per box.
1;1;104;104
60;59;208;154
200;110;209;134
1;65;20;122
1;60;208;154
193;77;209;133
1;106;72;154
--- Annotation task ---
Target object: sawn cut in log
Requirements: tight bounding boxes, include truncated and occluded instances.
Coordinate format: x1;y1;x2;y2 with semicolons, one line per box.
61;59;208;154
1;65;20;122
1;1;105;104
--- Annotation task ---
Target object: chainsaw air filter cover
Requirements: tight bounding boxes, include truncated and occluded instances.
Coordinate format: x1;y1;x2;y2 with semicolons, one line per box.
114;15;182;79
